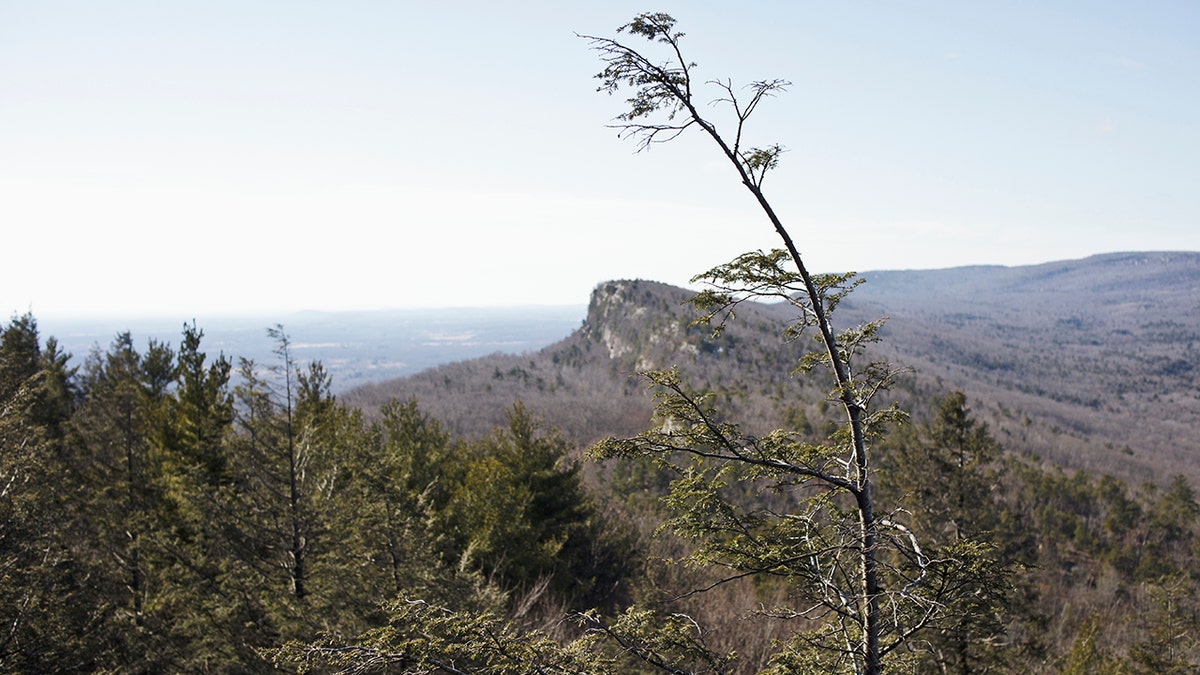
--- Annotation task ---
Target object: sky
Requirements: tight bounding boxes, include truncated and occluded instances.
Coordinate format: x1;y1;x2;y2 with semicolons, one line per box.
2;1;1198;318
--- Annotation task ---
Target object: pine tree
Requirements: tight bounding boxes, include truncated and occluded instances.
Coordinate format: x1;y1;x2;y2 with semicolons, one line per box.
448;402;597;600
0;315;99;670
227;327;344;643
881;392;1038;672
333;397;456;604
70;332;189;669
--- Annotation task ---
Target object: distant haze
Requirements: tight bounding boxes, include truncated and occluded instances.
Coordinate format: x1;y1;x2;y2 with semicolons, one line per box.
38;306;585;393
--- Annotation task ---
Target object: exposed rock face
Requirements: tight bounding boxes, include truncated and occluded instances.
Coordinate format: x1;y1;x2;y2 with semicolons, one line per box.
584;280;717;372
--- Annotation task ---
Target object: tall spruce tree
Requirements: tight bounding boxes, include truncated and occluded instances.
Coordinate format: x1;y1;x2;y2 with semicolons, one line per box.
148;323;272;669
227;326;345;643
72;333;183;669
447;402;598;601
880;392;1037;672
332;397;458;605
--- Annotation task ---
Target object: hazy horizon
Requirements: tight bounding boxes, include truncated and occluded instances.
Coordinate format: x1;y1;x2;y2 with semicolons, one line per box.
9;248;1197;321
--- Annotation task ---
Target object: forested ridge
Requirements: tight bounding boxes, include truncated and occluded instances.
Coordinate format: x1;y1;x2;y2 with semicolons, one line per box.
4;288;1199;671
349;252;1200;488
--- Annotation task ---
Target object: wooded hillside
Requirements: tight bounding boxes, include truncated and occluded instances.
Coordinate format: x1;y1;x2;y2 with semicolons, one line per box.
347;251;1200;489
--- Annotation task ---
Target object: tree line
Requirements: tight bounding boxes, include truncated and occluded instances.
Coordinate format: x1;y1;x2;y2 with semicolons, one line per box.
3;312;1198;672
0;315;633;672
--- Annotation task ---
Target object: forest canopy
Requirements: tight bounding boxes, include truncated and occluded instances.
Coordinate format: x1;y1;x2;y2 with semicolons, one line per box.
2;311;1198;672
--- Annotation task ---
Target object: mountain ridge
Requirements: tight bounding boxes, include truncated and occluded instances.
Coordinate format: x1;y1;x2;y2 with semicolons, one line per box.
344;251;1200;486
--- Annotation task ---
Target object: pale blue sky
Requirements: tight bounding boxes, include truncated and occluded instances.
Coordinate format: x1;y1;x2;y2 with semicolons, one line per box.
2;1;1197;317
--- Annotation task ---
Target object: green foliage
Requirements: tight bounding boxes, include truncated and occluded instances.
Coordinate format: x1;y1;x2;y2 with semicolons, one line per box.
586;10;790;187
884;392;1001;539
1059;617;1124;675
445;403;632;608
0;316;101;670
1059;575;1200;674
169;321;235;484
75;333;169;619
273;598;609;674
590;12;694;140
882;394;1033;673
1139;476;1200;578
1126;575;1200;673
4;305;1200;671
222;327;364;645
273;600;748;675
593;366;971;673
583;606;739;674
583;11;1001;673
334;397;456;601
0;320;633;670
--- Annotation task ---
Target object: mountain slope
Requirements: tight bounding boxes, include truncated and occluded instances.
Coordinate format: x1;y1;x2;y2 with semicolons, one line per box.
344;252;1200;486
844;251;1200;483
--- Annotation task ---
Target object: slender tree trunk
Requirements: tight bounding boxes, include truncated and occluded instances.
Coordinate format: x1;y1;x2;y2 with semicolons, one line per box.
385;504;403;594
588;20;891;670
122;398;144;625
284;357;305;601
702;117;883;675
856;487;879;674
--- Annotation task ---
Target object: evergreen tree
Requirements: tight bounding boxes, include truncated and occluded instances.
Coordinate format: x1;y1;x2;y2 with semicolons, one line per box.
332;397;458;605
227;327;344;644
147;323;272;670
1059;617;1124;675
0;315;98;671
881;392;1038;672
1128;574;1200;673
1135;475;1200;581
448;402;598;601
71;332;184;669
170;321;234;485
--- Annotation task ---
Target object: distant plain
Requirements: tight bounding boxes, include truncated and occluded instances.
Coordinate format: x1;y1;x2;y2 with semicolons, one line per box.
37;306;585;393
